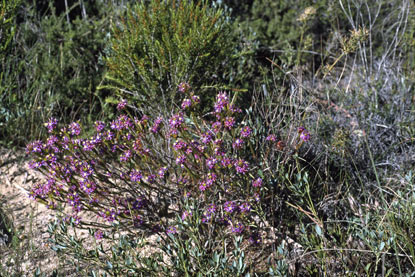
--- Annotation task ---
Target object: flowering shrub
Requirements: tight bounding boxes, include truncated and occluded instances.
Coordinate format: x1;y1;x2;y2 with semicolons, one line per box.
27;85;294;245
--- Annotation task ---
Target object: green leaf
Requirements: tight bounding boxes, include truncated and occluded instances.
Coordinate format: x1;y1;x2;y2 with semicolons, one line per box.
315;224;322;236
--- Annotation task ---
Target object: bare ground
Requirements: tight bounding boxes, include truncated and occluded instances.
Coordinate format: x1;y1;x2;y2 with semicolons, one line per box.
0;148;74;276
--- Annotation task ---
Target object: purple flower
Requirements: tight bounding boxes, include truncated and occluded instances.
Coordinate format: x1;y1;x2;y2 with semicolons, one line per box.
166;226;177;234
239;202;251;213
229;105;242;113
181;211;192;221
206;157;218;169
212;121;222;133
99;208;117;223
300;130;311;141
240;126;252;138
201;132;212;144
221;156;232;168
181;99;192;110
177;177;189;185
26;140;44;153
234;159;249;174
80;179;96;195
91;134;102;145
151;117;163;133
169;113;184;129
266;134;276;142
158;167;168;178
46;135;58;147
214;92;229;113
232;138;244;149
129;170;142;182
120;150;132;162
79;162;94;178
104;131;114;141
144;174;156;184
173;140;187;151
94;230;104;240
68;122;81;136
67;192;80;207
206;172;217;184
224;201;237;213
231;222;244;233
117;99;128;110
176;155;187;167
224;117;235;130
252;177;263;188
82;140;95;151
45;118;58;133
110;115;133;131
72;214;82;225
94;121;105;132
191;95;200;104
178;82;190;93
202;204;217;222
199;180;208;191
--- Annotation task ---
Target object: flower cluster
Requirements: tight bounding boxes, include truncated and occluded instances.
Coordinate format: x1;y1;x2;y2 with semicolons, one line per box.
298;126;311;141
28;84;266;245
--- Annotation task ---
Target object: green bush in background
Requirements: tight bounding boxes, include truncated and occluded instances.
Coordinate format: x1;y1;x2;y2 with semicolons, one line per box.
0;0;22;146
0;0;115;147
102;0;237;114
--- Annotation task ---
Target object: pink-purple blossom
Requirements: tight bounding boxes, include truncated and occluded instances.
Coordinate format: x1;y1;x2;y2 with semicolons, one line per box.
173;140;187;151
178;82;190;93
232;138;244;149
169;113;184;129
224;117;235;130
45;118;58;133
212;121;222;133
158;167;168;178
94;230;104;240
300;129;311;141
231;222;244;233
234;159;249;174
68;122;81;136
181;98;192;109
151;117;163;133
181;211;192;221
240;126;252;138
224;201;237;213
175;155;187;167
117;99;128;110
266;134;277;142
129;170;142;182
214;92;229;113
239;202;251;213
206;157;218;169
252;177;263;188
191;95;200;104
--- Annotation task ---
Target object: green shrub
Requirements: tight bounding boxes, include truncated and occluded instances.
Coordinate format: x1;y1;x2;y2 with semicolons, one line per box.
0;0;114;147
102;0;236;114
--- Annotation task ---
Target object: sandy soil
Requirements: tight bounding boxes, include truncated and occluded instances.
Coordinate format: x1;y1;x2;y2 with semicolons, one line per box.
0;148;167;276
0;148;67;276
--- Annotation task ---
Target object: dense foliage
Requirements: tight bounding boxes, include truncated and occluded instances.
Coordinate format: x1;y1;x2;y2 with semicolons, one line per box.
102;0;236;114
